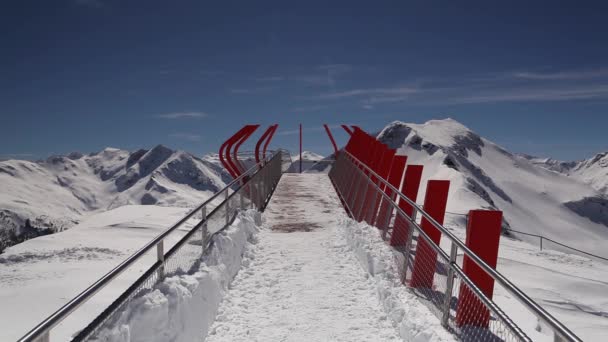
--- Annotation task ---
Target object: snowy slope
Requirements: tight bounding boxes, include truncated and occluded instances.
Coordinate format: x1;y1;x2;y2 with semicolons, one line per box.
286;151;327;173
525;152;608;195
0;145;231;252
377;119;608;257
292;151;324;161
0;205;196;341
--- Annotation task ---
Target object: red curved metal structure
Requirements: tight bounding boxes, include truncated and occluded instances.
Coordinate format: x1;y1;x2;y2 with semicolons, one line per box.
232;125;259;175
220;126;252;178
262;124;278;159
255;125;276;163
324;124;339;155
341;124;353;136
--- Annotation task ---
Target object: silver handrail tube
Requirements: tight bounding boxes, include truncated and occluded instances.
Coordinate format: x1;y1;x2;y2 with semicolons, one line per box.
339;149;582;342
18;153;279;342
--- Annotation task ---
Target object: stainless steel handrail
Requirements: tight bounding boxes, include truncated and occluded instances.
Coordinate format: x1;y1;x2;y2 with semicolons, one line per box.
339;149;582;342
18;152;279;342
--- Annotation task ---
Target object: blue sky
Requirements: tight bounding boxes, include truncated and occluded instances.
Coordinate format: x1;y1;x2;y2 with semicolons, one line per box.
1;0;607;161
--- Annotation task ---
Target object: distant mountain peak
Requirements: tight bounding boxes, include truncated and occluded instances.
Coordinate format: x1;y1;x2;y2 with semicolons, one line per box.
378;119;484;158
0;145;232;251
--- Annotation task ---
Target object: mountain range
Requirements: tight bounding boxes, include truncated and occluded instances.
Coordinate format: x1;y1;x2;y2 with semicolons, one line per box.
0;145;231;252
2;119;606;256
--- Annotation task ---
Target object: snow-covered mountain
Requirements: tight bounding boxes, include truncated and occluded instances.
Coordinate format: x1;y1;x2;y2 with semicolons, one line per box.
0;145;231;252
377;119;608;256
522;152;608;195
293;151;324;161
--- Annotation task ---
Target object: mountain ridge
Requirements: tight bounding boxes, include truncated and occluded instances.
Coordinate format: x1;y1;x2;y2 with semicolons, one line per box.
377;119;608;256
0;145;231;252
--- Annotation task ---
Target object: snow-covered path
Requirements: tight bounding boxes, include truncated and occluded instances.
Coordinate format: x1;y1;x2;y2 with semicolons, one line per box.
206;174;401;341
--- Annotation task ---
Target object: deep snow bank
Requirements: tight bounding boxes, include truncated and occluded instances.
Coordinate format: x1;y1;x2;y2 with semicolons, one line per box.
90;210;261;342
340;217;456;342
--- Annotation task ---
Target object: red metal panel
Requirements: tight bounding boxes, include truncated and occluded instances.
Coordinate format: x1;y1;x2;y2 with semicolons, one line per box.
353;133;376;221
323;124;339;155
375;155;408;230
262;124;278;159
255;125;275;163
369;145;396;225
361;140;385;223
409;180;450;288
456;210;503;328
390;165;423;246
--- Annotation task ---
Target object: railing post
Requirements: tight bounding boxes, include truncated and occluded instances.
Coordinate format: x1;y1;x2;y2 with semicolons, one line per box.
240;190;246;210
442;242;458;327
540;236;543;251
225;190;230;226
157;240;165;279
201;206;208;249
401;216;416;284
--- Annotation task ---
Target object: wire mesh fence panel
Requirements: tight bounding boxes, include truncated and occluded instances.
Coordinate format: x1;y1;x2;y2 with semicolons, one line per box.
73;260;163;341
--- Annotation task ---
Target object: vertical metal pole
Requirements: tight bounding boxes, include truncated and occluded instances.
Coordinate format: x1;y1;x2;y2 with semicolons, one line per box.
299;123;302;173
381;201;394;240
540;236;543;251
442;242;458;327
401;218;415;284
201;206;207;249
225;190;230;226
157;240;165;279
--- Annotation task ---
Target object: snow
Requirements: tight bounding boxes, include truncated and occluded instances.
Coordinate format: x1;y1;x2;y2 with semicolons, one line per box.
342;218;456;342
439;214;608;341
523;152;608;195
0;205;196;341
206;174;451;342
88;210;261;342
292;151;324;161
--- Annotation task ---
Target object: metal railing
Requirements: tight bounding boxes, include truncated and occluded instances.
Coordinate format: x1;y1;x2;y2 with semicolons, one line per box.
504;228;608;263
444;211;608;263
329;150;582;342
18;151;284;342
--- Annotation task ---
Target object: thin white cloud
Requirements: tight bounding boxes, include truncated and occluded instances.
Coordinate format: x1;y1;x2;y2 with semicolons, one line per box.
512;68;608;80
315;68;608;105
169;133;201;142
157;112;208;119
320;86;419;100
453;85;608;104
